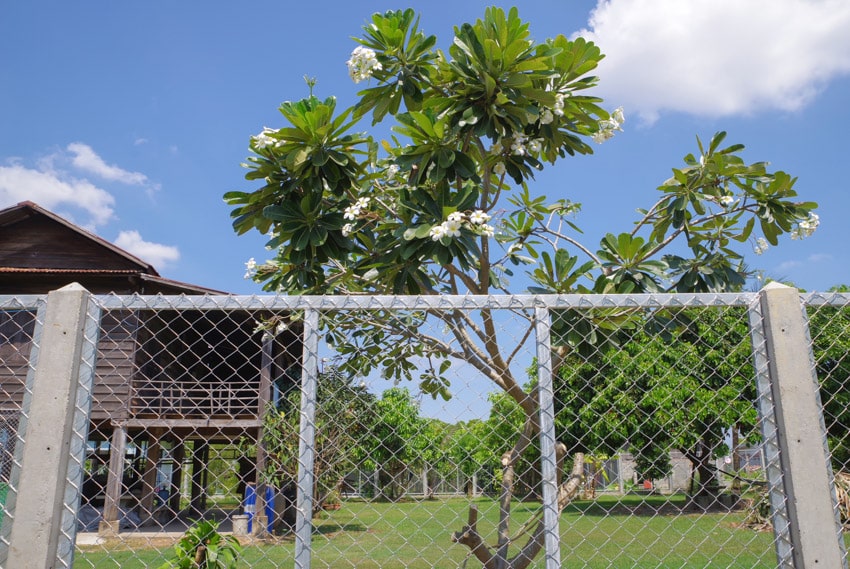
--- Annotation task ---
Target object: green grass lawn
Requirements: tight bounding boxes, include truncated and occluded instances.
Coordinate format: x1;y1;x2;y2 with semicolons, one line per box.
74;495;779;568
0;483;7;526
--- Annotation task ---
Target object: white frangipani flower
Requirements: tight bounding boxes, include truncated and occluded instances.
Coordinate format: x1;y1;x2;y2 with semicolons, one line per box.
342;223;354;237
493;161;506;176
469;210;490;225
430;224;448;241
343;197;371;220
447;211;464;223
444;219;462;237
791;212;820;239
539;108;554;125
612;106;625;125
510;136;527;156
592;106;625;144
478;224;495;238
244;258;257;279
753;237;769;255
347;46;382;83
553;93;565;117
528;139;542;154
252;129;276;150
719;195;735;207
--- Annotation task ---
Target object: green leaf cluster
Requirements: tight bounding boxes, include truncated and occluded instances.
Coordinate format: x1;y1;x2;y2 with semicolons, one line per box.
159;519;242;569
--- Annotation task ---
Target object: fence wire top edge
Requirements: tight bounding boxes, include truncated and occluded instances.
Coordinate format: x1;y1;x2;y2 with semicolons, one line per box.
0;295;45;309
801;291;850;306
89;292;758;311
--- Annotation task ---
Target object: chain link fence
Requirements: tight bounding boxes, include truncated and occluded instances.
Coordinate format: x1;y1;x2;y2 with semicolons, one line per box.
0;295;42;568
0;287;845;568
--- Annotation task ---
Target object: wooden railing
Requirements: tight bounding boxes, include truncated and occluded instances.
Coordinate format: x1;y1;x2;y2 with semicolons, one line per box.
131;377;260;418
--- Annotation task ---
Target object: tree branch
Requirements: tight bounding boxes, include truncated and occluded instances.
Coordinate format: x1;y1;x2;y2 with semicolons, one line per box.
451;504;499;569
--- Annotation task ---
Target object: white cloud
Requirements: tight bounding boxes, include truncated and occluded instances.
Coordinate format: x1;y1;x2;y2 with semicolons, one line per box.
67;142;149;185
808;253;833;263
114;230;180;268
777;260;803;272
0;162;115;225
0;144;159;228
576;0;850;122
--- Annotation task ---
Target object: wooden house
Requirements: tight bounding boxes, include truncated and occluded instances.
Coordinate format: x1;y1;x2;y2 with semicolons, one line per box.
0;201;300;532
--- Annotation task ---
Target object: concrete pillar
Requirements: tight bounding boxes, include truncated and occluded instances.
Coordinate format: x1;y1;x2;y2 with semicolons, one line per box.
6;284;97;567
758;282;845;568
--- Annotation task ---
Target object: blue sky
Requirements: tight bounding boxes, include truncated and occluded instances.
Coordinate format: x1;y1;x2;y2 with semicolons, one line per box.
2;0;849;295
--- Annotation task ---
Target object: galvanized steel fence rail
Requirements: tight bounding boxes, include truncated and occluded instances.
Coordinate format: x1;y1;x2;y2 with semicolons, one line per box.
0;284;847;568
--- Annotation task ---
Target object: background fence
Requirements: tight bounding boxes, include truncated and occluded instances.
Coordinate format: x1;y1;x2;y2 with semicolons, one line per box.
0;284;847;568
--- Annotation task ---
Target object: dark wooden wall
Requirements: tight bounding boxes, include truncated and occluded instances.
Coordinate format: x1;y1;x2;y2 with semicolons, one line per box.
91;311;139;421
0;216;140;272
0;310;35;412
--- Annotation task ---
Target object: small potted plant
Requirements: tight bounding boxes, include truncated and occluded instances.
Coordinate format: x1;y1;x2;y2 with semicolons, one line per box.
321;489;342;511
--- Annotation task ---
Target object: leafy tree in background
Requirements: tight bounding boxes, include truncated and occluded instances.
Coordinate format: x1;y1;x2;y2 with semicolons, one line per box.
227;7;817;567
448;419;499;495
810;285;850;471
554;307;759;501
415;417;455;499
261;366;373;509
358;387;426;500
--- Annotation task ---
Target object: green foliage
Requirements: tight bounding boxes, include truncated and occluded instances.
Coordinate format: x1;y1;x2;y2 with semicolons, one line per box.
360;387;428;500
260;367;373;505
227;6;817;400
448;419;499;478
158;519;242;569
554;307;758;491
810;286;850;470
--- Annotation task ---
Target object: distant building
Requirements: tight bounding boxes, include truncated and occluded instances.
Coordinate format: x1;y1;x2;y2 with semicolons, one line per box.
0;201;299;533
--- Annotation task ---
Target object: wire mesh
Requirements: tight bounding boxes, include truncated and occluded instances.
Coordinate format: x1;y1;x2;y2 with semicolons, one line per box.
0;296;44;567
803;291;850;566
0;291;845;568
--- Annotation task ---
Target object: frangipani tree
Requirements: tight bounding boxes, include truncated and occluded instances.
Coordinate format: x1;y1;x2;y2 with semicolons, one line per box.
226;7;817;568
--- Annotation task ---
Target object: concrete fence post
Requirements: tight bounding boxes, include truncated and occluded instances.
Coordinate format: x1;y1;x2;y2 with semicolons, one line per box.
6;283;98;568
758;282;846;568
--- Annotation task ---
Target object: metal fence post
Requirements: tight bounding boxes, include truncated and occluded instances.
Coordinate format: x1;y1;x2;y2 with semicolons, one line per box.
295;308;320;569
758;282;845;568
535;306;561;569
6;284;98;569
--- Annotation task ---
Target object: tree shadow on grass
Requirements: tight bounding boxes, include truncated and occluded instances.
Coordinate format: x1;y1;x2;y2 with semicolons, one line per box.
314;523;368;535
